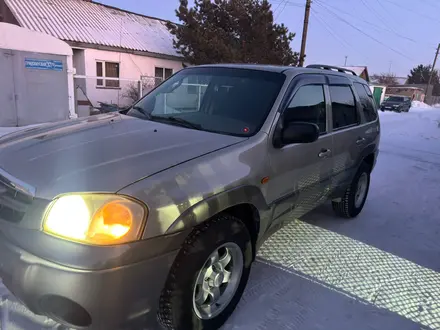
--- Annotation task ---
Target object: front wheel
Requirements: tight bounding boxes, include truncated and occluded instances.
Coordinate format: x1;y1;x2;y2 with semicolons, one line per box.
158;214;253;330
332;162;371;218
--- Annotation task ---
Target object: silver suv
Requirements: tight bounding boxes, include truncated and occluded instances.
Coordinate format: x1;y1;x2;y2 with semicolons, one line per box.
0;64;380;330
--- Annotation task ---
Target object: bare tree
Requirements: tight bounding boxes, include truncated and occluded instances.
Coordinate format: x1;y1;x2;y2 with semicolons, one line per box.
371;73;399;86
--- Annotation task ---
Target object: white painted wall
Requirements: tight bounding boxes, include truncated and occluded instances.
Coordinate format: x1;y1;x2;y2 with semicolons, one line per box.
78;48;184;107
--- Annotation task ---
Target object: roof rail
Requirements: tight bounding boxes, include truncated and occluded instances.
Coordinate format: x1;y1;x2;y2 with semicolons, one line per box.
306;64;357;76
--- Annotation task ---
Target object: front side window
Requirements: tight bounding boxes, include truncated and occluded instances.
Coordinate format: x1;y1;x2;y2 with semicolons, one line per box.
129;67;285;136
354;83;378;122
284;85;326;133
96;61;119;88
329;85;358;129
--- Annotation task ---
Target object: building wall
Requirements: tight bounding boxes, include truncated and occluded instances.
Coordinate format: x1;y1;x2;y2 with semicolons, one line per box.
76;48;184;107
386;87;425;101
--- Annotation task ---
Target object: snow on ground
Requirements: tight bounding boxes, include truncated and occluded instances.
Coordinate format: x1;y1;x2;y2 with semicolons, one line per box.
411;100;432;109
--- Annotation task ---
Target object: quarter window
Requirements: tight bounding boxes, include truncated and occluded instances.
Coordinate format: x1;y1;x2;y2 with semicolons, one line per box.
329;85;358;129
354;83;378;122
284;85;327;133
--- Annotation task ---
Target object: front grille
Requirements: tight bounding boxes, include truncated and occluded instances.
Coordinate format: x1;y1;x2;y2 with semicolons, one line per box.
0;175;33;223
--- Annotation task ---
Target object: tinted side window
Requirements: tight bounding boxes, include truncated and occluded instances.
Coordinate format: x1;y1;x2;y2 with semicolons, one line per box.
354;83;378;122
329;85;358;129
284;85;326;133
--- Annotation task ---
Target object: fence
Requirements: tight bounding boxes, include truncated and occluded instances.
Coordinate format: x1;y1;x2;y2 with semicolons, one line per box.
73;75;162;117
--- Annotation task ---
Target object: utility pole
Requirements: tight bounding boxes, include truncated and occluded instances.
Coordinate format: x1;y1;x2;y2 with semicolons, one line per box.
299;0;312;67
344;56;348;66
426;43;440;99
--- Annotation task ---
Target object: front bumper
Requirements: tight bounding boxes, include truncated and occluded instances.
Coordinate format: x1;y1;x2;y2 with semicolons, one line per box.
0;228;184;329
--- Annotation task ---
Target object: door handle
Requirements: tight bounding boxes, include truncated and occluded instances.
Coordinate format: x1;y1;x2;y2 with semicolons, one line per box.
356;137;366;145
318;149;331;158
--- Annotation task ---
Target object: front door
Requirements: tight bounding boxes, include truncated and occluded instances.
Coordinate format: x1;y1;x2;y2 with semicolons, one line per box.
266;74;334;226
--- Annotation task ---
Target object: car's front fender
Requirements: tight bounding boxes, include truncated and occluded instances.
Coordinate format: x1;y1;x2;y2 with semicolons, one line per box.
164;184;270;235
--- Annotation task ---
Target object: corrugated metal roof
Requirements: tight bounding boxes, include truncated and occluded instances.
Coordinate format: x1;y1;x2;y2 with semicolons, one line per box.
4;0;181;57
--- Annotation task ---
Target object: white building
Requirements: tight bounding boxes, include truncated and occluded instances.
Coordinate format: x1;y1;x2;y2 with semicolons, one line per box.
0;22;75;126
1;0;185;115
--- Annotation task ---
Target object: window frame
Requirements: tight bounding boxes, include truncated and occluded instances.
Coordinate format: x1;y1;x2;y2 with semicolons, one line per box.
271;74;330;148
96;60;120;89
283;84;328;135
155;67;174;80
328;84;360;131
353;82;378;123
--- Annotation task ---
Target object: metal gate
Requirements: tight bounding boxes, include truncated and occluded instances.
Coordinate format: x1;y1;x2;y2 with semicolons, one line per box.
0;49;70;127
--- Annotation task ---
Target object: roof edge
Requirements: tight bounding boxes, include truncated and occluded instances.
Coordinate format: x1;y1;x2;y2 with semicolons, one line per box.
91;0;178;25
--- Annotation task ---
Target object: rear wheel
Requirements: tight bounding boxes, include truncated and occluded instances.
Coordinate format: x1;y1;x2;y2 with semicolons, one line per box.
332;162;371;218
158;214;253;330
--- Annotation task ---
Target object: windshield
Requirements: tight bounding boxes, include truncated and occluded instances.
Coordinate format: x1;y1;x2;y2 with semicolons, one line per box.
386;96;405;102
127;67;285;136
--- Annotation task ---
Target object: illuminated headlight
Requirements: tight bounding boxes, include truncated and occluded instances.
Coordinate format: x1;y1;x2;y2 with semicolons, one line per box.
43;194;147;245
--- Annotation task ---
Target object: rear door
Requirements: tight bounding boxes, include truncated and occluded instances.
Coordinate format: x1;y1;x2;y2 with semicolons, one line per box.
329;76;377;188
267;74;334;224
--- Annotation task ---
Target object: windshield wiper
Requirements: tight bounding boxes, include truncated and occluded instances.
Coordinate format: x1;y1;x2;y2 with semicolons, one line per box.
131;106;152;120
157;116;202;130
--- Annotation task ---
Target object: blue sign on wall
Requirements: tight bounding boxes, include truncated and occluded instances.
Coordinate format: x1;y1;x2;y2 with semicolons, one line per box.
25;58;63;71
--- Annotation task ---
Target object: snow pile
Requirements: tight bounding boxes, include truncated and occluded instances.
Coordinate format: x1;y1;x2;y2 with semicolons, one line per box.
411;101;432;109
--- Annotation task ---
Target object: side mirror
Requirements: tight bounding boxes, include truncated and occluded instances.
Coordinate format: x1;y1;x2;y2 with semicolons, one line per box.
276;121;320;147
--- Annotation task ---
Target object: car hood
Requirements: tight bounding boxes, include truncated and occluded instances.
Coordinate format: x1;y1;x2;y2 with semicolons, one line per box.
0;113;246;199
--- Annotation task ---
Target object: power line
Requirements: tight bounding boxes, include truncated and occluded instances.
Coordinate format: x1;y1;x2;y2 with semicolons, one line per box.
311;9;369;64
383;0;440;25
314;0;413;61
359;0;398;34
274;0;288;20
312;0;435;48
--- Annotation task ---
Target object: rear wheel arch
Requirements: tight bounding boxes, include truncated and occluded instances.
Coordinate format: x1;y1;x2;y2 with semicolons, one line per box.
363;152;375;172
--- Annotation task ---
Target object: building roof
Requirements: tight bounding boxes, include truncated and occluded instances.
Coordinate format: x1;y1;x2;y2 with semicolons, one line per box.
341;66;367;76
4;0;180;58
0;22;72;55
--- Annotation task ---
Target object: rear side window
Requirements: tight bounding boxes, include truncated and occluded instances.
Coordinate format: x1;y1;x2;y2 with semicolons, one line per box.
354;83;378;122
284;85;327;133
329;85;358;129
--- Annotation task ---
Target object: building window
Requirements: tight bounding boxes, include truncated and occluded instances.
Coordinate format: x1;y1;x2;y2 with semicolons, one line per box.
96;61;120;88
154;67;173;86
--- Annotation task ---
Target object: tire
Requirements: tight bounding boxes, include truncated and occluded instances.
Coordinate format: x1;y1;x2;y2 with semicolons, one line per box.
157;214;253;330
332;162;371;218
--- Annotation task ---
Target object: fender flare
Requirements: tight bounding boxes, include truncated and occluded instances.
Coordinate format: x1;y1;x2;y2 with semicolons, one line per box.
165;185;269;235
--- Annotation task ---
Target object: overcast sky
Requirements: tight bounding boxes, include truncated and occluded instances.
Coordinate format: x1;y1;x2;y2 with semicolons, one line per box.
96;0;440;77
